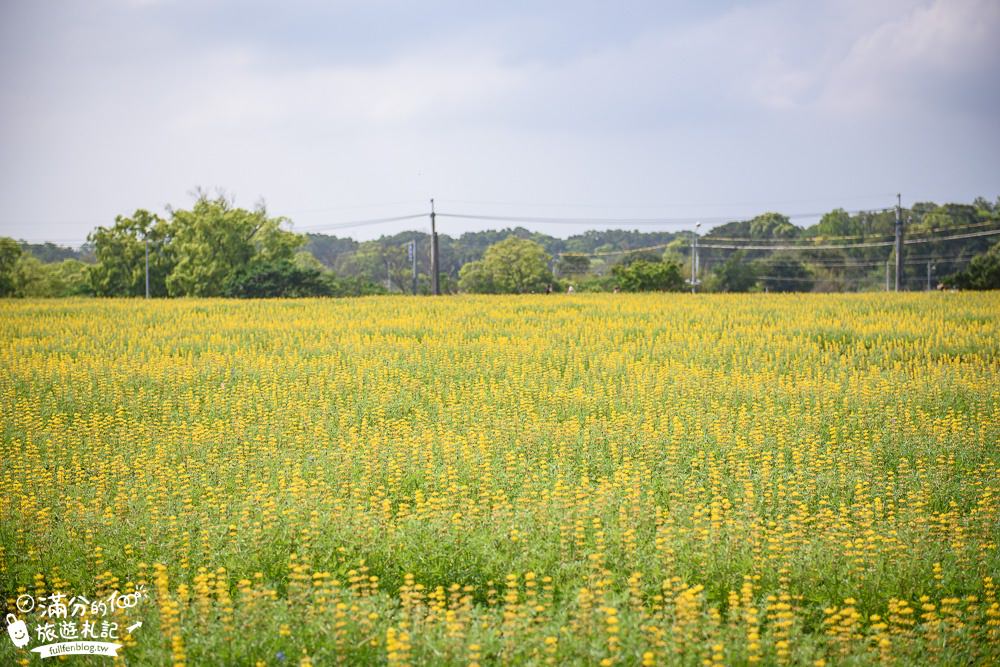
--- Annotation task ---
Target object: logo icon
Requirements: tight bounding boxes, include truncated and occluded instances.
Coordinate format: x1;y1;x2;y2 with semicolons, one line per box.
6;613;30;649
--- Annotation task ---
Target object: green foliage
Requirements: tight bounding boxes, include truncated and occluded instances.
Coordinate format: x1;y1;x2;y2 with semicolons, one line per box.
9;256;93;297
223;259;334;298
755;254;814;292
0;237;22;297
18;241;94;264
458;237;553;293
88;209;173;297
166;194;301;297
810;208;861;238
10;195;1000;298
611;259;685;292
344;241;412;292
749;212;799;239
12;254;48;297
556;254;591;276
619;249;664;265
569;273;616;292
707;252;758;292
304;234;359;272
293;250;326;272
0;239;92;298
943;241;1000;290
562;228;677;255
37;259;92;297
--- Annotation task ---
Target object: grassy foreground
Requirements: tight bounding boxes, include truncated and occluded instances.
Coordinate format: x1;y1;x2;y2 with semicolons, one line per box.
1;294;999;665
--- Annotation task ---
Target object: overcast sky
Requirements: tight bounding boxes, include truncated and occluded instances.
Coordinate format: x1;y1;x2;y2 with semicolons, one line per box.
1;0;997;244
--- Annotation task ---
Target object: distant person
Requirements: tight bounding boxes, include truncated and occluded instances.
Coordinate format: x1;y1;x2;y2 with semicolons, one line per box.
567;284;575;294
613;286;620;293
545;284;553;294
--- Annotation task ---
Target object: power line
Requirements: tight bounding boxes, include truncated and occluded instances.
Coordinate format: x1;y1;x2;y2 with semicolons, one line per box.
703;219;1000;243
439;212;712;226
283;200;426;215
560;242;676;258
294;213;427;232
437;207;889;228
698;227;1000;251
557;228;999;259
699;239;896;251
904;228;1000;245
435;193;896;210
766;256;976;269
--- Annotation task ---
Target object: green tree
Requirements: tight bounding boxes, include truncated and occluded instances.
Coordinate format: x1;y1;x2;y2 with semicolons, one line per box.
223;259;333;298
17;241;89;264
556;254;591;277
12;254;49;296
942;241;1000;289
88;210;173;296
749;212;798;239
293;250;326;272
345;241;412;292
0;237;22;296
707;252;758;292
755;254;814;292
166;194;301;297
620;250;664;265
50;259;93;296
611;259;685;292
458;237;553;293
811;209;860;238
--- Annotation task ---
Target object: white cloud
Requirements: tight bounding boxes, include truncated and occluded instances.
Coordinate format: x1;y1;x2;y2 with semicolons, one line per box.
818;0;1000;114
169;47;524;133
0;0;997;243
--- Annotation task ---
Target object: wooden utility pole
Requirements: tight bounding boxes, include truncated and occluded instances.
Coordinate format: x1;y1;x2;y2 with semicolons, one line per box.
431;199;440;295
894;193;903;292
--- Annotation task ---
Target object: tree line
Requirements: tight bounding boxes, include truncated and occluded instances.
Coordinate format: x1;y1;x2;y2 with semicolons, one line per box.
1;194;998;297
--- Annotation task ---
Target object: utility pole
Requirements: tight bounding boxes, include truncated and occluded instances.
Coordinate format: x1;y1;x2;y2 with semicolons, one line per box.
927;261;933;291
885;260;890;292
894;193;903;292
430;198;440;295
144;236;150;299
689;222;701;293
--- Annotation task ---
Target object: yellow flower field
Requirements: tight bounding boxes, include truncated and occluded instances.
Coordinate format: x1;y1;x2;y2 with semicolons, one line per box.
1;294;999;665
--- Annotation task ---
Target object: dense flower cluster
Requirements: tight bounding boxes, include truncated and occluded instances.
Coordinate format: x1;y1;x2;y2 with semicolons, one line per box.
1;293;998;664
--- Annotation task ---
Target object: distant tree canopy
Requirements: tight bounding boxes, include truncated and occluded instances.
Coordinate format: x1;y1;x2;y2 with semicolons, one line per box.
611;258;685;292
809;208;862;238
83;194;315;298
942;241;1000;290
458;237;553;294
556;254;591;276
88;209;172;297
0;237;92;297
0;238;20;297
756;254;814;293
166;195;302;297
707;252;758;293
223;259;333;298
5;195;1000;297
749;212;799;239
18;241;93;264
